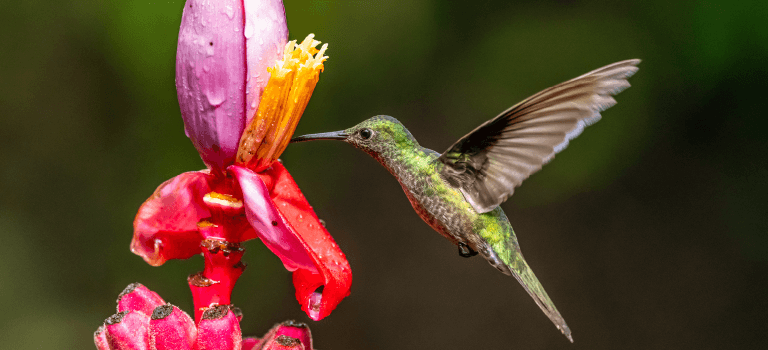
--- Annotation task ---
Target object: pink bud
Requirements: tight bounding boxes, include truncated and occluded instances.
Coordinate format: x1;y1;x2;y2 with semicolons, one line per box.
248;321;314;350
273;321;312;350
94;325;110;350
149;304;196;350
242;337;262;350
104;310;150;350
195;305;243;350
117;283;166;315
176;0;288;171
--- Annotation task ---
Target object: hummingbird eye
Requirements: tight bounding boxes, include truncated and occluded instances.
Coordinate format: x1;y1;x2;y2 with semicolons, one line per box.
359;128;373;140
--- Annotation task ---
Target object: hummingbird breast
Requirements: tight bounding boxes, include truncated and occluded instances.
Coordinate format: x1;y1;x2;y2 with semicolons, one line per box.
377;146;480;246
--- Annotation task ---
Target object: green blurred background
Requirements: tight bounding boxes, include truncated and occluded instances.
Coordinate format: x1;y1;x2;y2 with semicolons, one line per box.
1;0;766;349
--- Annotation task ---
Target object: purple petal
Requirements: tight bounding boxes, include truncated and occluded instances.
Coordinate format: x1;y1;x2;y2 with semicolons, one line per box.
244;0;288;127
175;0;287;170
229;165;317;273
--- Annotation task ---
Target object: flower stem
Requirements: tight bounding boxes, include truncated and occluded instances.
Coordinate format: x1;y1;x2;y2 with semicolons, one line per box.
190;182;250;323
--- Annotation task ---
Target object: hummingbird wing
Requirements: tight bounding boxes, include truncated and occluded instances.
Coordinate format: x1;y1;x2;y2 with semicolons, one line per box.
438;59;640;213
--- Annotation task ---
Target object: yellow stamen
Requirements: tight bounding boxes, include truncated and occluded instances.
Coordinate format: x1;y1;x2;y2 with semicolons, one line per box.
236;34;328;171
203;192;244;210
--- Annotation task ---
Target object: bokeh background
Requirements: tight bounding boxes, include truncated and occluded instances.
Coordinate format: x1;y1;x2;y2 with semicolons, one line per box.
1;0;767;349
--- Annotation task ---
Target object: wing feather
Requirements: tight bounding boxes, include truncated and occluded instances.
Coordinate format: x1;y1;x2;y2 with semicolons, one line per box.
438;59;640;213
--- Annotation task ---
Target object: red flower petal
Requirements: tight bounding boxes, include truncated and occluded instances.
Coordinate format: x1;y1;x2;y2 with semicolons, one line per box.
149;304;196;350
258;162;352;321
117;283;166;315
131;171;213;266
196;305;242;350
229;165;317;272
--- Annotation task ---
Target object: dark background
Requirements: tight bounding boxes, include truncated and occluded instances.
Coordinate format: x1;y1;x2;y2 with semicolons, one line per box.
1;1;766;349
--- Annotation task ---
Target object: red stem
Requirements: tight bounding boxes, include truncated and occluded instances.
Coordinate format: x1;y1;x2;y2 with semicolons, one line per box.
189;176;250;323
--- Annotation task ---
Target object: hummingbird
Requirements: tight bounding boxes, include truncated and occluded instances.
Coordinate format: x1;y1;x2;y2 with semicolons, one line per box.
291;59;640;342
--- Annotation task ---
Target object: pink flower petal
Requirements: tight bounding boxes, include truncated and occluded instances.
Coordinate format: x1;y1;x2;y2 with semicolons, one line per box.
244;0;288;128
229;165;317;272
176;0;287;170
272;321;312;350
246;321;313;350
131;171;212;266
117;283;166;315
104;310;150;350
242;337;262;350
260;162;352;321
149;304;197;350
196;305;242;350
94;326;110;350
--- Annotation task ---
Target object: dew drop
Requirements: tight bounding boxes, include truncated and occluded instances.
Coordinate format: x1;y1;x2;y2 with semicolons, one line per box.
244;20;254;39
308;293;322;320
223;4;235;19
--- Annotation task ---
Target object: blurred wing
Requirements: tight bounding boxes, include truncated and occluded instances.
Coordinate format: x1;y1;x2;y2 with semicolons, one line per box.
438;59;640;213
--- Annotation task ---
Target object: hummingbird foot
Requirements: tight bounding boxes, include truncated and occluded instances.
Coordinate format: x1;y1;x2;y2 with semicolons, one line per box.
458;242;478;258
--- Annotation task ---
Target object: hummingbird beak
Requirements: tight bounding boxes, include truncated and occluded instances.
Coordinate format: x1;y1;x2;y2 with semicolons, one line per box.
290;131;349;143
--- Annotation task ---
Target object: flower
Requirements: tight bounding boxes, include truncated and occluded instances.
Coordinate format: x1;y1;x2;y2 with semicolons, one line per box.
131;0;351;322
95;283;316;350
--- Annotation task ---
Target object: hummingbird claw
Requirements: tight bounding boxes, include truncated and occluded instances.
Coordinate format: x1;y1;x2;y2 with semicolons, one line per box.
458;242;478;258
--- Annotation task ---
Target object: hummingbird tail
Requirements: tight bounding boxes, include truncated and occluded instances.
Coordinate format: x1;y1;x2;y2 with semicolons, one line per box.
483;244;574;342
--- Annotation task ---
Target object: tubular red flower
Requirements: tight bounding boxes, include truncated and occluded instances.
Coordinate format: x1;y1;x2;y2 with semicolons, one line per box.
131;163;352;320
131;0;351;321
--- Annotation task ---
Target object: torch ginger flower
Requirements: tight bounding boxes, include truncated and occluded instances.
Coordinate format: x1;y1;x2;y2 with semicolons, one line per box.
131;0;351;322
95;283;317;350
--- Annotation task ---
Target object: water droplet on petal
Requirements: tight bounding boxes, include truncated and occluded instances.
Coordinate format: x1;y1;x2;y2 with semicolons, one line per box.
223;4;234;19
244;20;254;39
308;292;322;320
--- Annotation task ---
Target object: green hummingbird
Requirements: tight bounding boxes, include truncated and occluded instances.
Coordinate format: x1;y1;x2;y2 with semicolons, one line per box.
291;59;640;342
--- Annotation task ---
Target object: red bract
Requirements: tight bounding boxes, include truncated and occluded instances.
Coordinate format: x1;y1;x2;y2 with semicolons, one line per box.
95;284;317;350
130;0;351;321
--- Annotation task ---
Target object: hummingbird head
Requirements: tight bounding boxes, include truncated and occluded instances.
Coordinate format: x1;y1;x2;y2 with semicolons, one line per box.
291;115;418;158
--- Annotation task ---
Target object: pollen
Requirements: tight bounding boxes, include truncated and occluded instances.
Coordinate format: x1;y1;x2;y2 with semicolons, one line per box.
236;34;328;171
203;192;244;210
